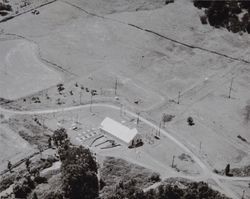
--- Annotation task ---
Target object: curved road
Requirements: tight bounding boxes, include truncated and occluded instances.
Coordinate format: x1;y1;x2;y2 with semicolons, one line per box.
0;103;248;198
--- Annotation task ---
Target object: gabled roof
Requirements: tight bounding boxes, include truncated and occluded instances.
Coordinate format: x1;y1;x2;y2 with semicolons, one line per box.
100;117;138;144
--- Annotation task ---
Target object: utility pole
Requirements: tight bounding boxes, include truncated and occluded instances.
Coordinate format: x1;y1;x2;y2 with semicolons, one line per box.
42;116;45;128
76;114;79;124
62;108;64;124
241;190;245;199
136;112;140;126
158;122;161;137
79;91;82;104
115;78;118;96
141;55;144;68
120;104;123;116
4;60;7;75
171;155;175;168
177;91;181;104
90;94;93;113
228;77;234;99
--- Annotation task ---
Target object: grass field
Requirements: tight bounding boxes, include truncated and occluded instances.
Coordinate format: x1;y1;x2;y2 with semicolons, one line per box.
0;39;62;100
0;0;250;198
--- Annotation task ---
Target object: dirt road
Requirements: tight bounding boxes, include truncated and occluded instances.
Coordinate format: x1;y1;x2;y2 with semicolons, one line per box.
0;103;247;198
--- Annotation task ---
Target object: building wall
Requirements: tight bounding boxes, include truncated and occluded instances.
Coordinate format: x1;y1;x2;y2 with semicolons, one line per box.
100;128;129;146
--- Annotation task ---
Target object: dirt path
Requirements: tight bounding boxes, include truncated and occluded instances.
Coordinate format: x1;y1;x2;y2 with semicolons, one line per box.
1;2;249;196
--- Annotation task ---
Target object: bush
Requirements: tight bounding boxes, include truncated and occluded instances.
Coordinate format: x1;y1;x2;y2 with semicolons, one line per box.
34;176;48;184
45;191;64;199
0;11;8;16
162;114;175;126
187;117;195;126
247;23;250;33
149;173;160;182
165;0;174;5
13;176;35;199
60;146;99;199
0;174;15;192
194;0;250;34
0;3;12;11
13;183;31;198
52;128;68;147
200;15;208;24
99;178;106;190
194;0;211;9
107;180;229;199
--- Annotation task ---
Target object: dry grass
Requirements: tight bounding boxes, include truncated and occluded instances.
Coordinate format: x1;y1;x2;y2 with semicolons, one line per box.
100;157;160;198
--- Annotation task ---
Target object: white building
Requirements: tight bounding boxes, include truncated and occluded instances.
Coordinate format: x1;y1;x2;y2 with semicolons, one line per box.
100;117;141;147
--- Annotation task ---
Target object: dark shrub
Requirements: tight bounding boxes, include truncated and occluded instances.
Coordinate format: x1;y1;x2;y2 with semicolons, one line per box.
194;0;211;9
194;0;250;34
0;11;8;16
45;191;64;199
13;176;34;199
149;173;160;182
60;146;99;199
200;15;208;24
34;176;48;184
187;117;195;126
52;128;68;147
0;3;12;11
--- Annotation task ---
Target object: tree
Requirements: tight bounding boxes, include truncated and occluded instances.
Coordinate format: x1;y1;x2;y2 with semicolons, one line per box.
57;84;65;93
34;176;47;184
247;22;250;33
187;117;195;126
13;182;31;198
0;2;12;11
162;113;175;126
52;128;68;147
48;136;52;148
200;15;208;25
32;192;38;199
207;1;229;28
7;160;12;173
194;0;250;34
225;164;230;176
25;159;31;172
107;180;228;199
45;191;64;199
194;0;211;9
165;0;174;5
13;175;35;198
38;145;43;159
60;146;99;199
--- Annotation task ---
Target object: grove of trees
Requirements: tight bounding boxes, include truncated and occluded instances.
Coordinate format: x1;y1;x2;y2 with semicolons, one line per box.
194;0;250;33
106;180;229;199
0;2;12;16
51;128;99;199
59;145;99;199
